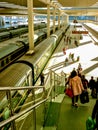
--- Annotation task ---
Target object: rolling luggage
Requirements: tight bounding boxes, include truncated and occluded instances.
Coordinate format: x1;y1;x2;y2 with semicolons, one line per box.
80;90;89;104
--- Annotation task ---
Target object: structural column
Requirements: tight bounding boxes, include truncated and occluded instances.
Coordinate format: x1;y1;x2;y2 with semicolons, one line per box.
27;0;34;54
10;16;12;26
66;15;69;24
62;14;64;27
53;6;56;33
63;15;66;27
58;10;61;29
95;16;98;24
61;14;63;27
47;4;50;37
0;16;4;26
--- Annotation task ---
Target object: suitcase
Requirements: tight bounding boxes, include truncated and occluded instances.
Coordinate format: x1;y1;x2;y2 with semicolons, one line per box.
80;90;89;104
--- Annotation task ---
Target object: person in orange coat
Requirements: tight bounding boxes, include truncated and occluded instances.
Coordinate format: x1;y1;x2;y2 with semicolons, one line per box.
69;70;84;107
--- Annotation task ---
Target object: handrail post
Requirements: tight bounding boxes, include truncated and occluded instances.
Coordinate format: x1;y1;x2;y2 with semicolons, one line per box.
54;72;56;98
31;88;36;130
57;74;59;94
6;90;16;130
50;70;52;102
43;86;46;125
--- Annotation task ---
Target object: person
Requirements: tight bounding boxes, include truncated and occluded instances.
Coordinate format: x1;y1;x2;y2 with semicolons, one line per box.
69;37;71;44
92;99;98;130
64;57;68;66
66;36;69;43
78;63;82;70
77;56;80;61
88;76;96;89
77;63;82;73
40;73;45;85
81;75;89;90
64;37;66;42
69;70;84;107
88;76;96;98
95;77;98;98
71;53;74;61
74;40;78;47
63;47;66;55
69;52;72;61
65;74;71;86
73;68;76;71
80;75;89;104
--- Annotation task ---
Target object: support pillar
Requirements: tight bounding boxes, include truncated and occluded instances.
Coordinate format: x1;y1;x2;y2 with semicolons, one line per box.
58;10;60;29
47;4;50;37
26;0;34;55
53;6;56;33
66;15;69;24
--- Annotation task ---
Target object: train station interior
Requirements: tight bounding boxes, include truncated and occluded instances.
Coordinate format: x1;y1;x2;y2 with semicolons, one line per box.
0;0;98;130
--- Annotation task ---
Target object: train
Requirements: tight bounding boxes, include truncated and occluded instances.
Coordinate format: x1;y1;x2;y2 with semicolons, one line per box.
0;25;69;129
0;23;47;42
0;25;58;72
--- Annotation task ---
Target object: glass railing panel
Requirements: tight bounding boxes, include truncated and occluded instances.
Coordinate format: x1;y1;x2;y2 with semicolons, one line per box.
0;69;65;130
43;96;52;126
36;103;45;130
15;110;35;130
14;102;45;130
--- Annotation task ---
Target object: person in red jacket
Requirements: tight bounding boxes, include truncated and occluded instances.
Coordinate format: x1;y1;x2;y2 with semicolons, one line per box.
63;47;66;55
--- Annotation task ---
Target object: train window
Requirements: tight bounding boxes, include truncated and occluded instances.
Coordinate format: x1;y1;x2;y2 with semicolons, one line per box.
8;56;11;61
1;60;4;67
6;58;9;64
25;76;29;86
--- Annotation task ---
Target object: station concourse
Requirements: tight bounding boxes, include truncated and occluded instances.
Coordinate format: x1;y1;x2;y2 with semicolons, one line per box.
0;0;98;130
41;23;98;129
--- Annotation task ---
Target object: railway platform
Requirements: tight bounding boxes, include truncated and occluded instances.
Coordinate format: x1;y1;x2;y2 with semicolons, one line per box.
41;23;98;130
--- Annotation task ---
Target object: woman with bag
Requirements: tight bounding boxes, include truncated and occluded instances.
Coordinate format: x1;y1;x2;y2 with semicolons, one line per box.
69;70;84;107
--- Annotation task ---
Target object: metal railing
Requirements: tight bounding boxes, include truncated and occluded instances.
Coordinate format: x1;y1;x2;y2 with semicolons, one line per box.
0;70;65;130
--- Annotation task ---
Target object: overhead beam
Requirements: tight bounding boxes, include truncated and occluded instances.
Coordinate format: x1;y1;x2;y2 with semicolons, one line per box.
38;0;50;5
0;9;28;15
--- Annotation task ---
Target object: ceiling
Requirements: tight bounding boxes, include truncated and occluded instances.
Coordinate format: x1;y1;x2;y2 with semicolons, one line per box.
0;0;98;16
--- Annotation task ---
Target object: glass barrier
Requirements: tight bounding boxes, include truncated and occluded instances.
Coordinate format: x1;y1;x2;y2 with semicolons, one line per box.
0;70;65;130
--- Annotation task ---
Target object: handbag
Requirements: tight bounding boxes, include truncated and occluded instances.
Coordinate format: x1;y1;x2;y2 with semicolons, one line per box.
65;88;73;98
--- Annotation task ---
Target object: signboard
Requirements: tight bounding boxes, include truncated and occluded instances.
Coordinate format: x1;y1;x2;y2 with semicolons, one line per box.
72;31;88;34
